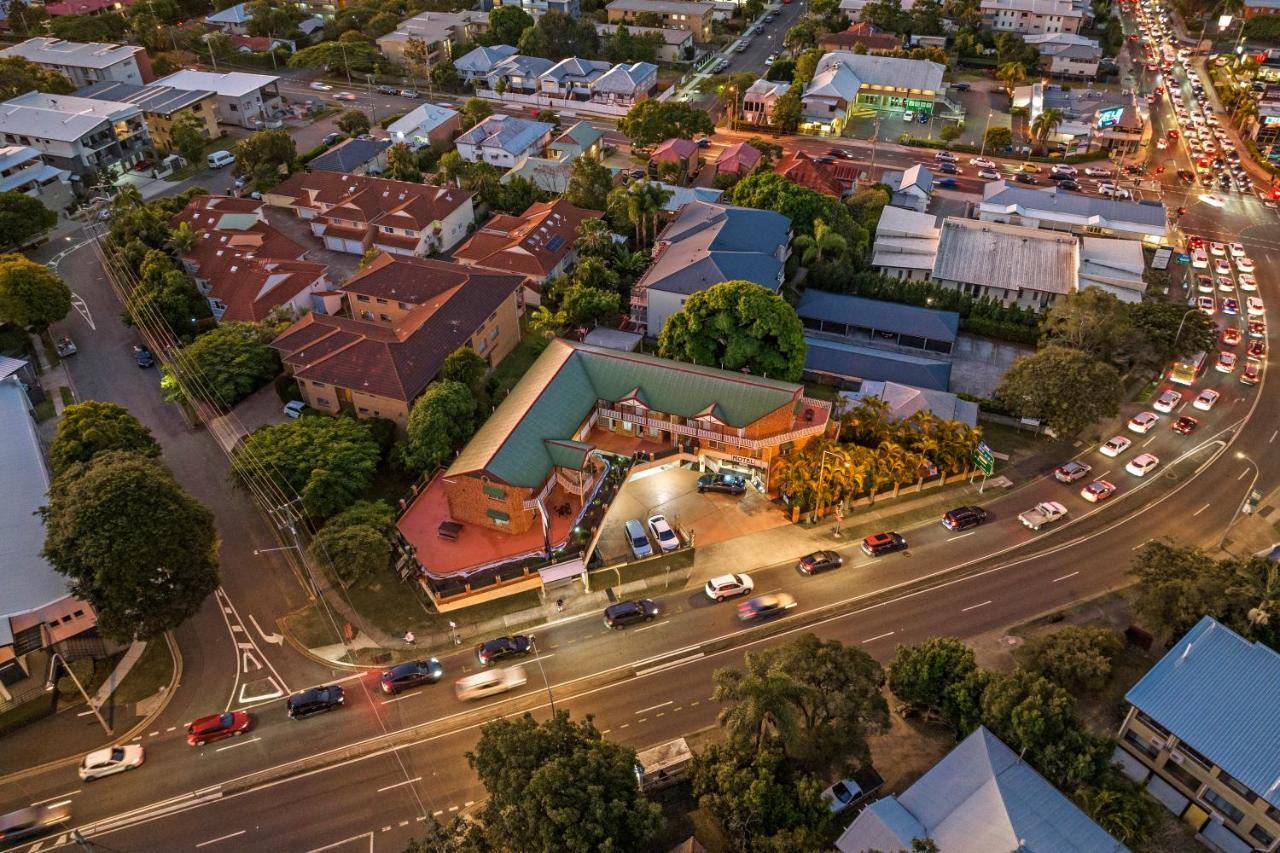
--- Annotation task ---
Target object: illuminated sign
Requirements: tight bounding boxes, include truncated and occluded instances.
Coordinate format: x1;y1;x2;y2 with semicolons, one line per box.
1097;106;1124;128
1265;115;1280;126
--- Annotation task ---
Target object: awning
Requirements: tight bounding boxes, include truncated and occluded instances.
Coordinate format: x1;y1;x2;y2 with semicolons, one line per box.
538;558;585;584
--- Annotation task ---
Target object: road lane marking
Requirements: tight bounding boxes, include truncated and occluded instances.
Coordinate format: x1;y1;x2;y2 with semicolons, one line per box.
1193;502;1212;516
380;692;420;705
601;729;611;734
1052;571;1080;583
862;631;895;643
620;723;629;728
30;791;79;806
948;531;976;541
690;700;699;706
432;811;443;817
448;806;459;812
634;652;703;676
635;701;673;715
633;620;669;633
1271;429;1277;443
1142;436;1156;446
196;830;246;847
1098;470;1112;479
961;600;992;612
376;777;422;793
215;736;260;752
1132;539;1151;550
637;718;647;723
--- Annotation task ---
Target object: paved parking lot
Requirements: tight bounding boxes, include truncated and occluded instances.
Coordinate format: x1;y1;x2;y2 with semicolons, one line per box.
593;465;790;565
263;208;361;280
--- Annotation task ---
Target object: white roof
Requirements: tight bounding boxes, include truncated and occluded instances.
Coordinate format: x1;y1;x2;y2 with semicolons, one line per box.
594;62;657;94
454;44;518;75
1078;236;1146;294
876;204;939;238
0;38;140;70
385;103;459;140
981;0;1084;16
206;2;253;24
379;10;487;44
155;69;279;98
745;78;790;100
0;91;140;142
805;52;945;103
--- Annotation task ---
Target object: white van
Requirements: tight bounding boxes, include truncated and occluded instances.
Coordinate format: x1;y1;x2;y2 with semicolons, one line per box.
624;519;653;559
207;150;236;169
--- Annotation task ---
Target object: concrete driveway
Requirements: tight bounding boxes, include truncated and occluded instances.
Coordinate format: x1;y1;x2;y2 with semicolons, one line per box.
593;465;790;565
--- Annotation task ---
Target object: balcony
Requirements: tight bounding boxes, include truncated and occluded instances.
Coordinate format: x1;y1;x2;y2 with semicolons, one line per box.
595;402;829;452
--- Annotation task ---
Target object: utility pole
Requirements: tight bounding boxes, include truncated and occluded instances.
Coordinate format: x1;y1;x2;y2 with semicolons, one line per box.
47;652;112;736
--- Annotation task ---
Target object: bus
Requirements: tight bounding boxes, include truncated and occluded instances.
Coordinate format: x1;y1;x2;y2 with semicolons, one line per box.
1169;352;1208;386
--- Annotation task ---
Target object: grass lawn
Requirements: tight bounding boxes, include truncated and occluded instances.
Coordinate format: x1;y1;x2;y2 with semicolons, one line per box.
978;421;1060;469
283;603;342;649
802;381;841;403
33;398;55;421
342;569;435;639
489;332;544;402
112;639;175;705
59;386;74;407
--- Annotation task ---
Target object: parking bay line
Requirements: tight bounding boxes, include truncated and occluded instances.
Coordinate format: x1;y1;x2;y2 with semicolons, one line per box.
30;790;80;807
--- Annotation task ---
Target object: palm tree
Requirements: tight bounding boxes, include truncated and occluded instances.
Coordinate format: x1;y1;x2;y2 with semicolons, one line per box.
843;397;893;447
573;217;615;259
527;305;565;345
712;656;805;751
794;218;849;266
166;220;196;255
996;62;1026;94
1031;107;1064;154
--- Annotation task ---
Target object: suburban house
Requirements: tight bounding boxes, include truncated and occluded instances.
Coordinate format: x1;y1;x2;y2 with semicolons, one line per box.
153;70;282;128
775;149;858;197
817;22;902;52
881;163;934;212
931;218;1078;310
630;201;791;336
605;0;715;40
1026;32;1102;77
480;54;555;94
171;195;328;322
836;727;1127;853
492;0;580;16
977;181;1169;245
455;115;554;167
452;198;602;305
502;156;574;193
715;142;762;177
741;79;791;126
205;2;254;33
539;57;611;99
595;23;695;63
1244;0;1280;17
591;61;659;106
0;145;73;214
0;362;99;693
547;121;604;161
1077;236;1147;303
980;0;1087;34
307;137;391;176
0;91;150;181
870;205;941;281
385;103;461;149
271;254;524;429
264;172;475;257
453;44;518;84
74;81;219;154
1114;616;1280;853
652;182;723;213
798;290;957;392
42;0;137;15
648;137;700;182
0;38;153;88
375;10;489;65
801;52;946;135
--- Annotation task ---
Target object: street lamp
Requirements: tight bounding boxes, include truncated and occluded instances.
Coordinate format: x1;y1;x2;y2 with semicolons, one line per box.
46;652;112;736
530;635;555;714
1220;451;1260;549
1172;306;1201;352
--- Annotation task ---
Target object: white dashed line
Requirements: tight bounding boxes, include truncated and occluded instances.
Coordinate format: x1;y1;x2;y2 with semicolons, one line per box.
1052;571;1080;583
635;701;673;715
1193;502;1212;516
862;631;895;643
961;600;992;612
376;777;422;793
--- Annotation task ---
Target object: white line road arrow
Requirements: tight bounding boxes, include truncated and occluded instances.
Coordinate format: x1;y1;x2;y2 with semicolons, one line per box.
249;614;284;645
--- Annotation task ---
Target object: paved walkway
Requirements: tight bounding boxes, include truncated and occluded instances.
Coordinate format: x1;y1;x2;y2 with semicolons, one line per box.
91;641;146;706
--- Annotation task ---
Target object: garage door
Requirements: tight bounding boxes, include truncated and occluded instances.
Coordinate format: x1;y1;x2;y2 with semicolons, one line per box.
325;236;363;254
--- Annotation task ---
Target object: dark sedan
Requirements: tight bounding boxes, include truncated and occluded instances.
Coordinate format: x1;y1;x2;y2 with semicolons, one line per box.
941;506;988;531
796;550;843;575
697;473;747;494
603;599;659;628
379;659;444;694
475;635;532;666
287;685;344;719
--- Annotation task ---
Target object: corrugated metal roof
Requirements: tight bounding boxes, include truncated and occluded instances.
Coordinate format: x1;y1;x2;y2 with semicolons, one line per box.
980;182;1169;232
637;202;790;298
796;290;959;342
804;337;952;391
1126;616;1280;807
932;218;1078;296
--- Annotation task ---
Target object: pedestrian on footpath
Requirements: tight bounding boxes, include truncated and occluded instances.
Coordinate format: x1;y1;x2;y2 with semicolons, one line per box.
403;630;416;645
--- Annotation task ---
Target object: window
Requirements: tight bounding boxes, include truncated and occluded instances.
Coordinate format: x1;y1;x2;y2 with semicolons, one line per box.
1163;757;1204;792
1134;710;1170;737
1202;788;1246;824
74;610;84;618
376;298;387;305
1251;824;1276;846
486;508;510;527
398;302;411;310
361;311;374;320
358;407;369;413
483;484;507;501
229;102;238;111
379;314;391;322
1123;729;1159;759
311;381;326;388
489;327;499;340
356;294;370;302
1217;771;1257;803
1177;742;1213;770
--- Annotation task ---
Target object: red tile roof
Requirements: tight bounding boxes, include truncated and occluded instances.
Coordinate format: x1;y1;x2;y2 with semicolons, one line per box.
44;0;136;14
818;24;902;51
269;172;473;241
715;142;762;175
271;256;524;403
451;199;601;282
651;137;699;163
775;150;857;198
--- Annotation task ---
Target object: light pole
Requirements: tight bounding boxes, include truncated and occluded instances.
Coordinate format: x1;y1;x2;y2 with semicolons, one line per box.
1220;451;1260;549
530;636;555;714
46;652;112;736
810;448;845;524
1172;306;1201;352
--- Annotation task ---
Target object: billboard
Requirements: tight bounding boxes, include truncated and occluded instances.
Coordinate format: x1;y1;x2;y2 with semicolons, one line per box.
1096;106;1125;128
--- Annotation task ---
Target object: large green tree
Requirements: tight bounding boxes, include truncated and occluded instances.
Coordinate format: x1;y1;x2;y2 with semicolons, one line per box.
401;380;477;472
288;39;381;72
618;99;715;148
1016;625;1124;693
657;280;807;382
517;11;599;60
887;636;982;732
233;129;297;191
729;171;863;245
560;283;619;326
41;451;219;641
169;112;210;166
488;5;533;44
170;321;280;409
0;56;73;99
564;155;614;211
336;109;371;136
0;253;70;331
0;191;56;249
309;500;396;586
125;250;211;342
693;744;830;852
995;345;1122;437
465;710;663;853
48;401;160;479
233;415;381;517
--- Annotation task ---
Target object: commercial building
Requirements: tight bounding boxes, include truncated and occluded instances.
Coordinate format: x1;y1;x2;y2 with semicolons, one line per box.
1244;0;1280;18
0;91;149;181
1252;86;1280;147
455;115;555;167
0;145;73;214
801;51;946;135
385;103;461;149
375;10;489;66
606;0;716;41
980;0;1087;34
1025;32;1102;77
153;70;283;129
977;181;1169;245
596;23;695;63
264;171;475;257
840;381;978;425
272;255;524;430
1115;617;1280;853
870;205;941;281
837;727;1127;852
74;81;219;154
931;218;1079;309
0;38;153;88
630;201;791;336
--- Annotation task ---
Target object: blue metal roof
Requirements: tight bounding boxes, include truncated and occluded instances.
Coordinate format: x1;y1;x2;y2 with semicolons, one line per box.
309;138;391;174
1126;616;1280;807
804;337;952;391
796;290;959;343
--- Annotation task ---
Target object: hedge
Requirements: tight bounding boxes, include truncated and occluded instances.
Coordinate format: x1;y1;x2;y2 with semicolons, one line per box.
958;391;1015;417
379;113;405;130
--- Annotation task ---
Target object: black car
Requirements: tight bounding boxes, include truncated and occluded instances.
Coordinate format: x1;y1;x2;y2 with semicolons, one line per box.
287;685;344;719
1058;179;1081;191
603;599;659;628
796;550;843;575
379;659;444;695
1177;169;1195;184
133;345;154;368
941;505;988;531
861;531;908;556
376;85;399;95
938;161;959;174
1013;172;1037;184
952;81;971;91
697;473;747;495
475;635;532;666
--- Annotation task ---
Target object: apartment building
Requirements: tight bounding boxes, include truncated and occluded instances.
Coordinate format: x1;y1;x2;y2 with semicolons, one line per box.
493;0;581;17
152;70;282;129
981;0;1086;34
606;0;715;41
75;81;219;154
0;38;153;88
376;10;489;65
596;23;695;63
0;145;73;214
1115;616;1280;853
0;91;149;181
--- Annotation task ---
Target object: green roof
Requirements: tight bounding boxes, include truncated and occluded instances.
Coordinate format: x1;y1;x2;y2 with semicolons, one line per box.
545;439;594;470
550;120;603;151
447;339;804;487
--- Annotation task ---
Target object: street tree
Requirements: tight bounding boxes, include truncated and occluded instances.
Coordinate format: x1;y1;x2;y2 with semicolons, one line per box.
460;97;492;129
984;125;1014;151
403;815;487;853
658;280;807;381
488;5;533;45
939;123;963;144
564;155;614;210
309;500;396;586
771;89;802;133
337;109;371;136
0;191;56;249
618;99;714;147
1041;288;1134;365
995;345;1123;437
288;40;380;73
0;56;73;99
233;415;381;517
169;112;209;167
400;380;477;472
48;400;160;479
233;128;297;191
1126;300;1218;367
466;710;663;853
692;744;830;852
41;451;219;642
0;252;70;331
171;321;280;409
887;636;988;732
1016;625;1124;693
126;249;211;341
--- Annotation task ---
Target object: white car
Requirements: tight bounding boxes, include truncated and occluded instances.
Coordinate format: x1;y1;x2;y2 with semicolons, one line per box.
1195;389;1219;415
1210;242;1227;256
1216;351;1238;373
1099;435;1132;457
79;745;145;781
903;110;915;122
283;400;307;418
821;778;871;814
1213;258;1231;276
647;514;679;552
333;92;357;102
1238;273;1257;291
1125;453;1160;477
705;573;753;601
1197;295;1216;315
1127;412;1159;434
309;81;333;91
969;157;997;169
1152;389;1182;413
1084;166;1112;177
1097;183;1131;199
1236;255;1255;273
1051;164;1077;175
764;53;777;66
978;168;1000;180
1248;296;1266;316
454;666;527;701
1018;501;1068;530
1229;242;1246;257
1199;193;1227;207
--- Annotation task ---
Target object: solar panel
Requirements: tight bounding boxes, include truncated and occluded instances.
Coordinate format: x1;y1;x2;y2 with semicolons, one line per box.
546;235;565;253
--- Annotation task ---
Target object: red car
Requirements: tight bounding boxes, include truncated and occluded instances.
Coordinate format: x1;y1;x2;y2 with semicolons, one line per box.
1222;327;1242;346
187;711;252;746
1168;129;1180;139
1249;339;1267;360
1241;361;1261;385
1172;415;1198;435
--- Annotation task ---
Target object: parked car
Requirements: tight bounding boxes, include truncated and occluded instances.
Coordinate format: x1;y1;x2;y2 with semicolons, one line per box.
705;573;753;601
133;345;155;368
623;518;653;559
941;505;987;531
861;531;907;556
186;711;252;746
796;550;843;575
287;685;344;719
820;770;882;814
1053;460;1092;483
323;132;342;146
55;336;76;357
400;89;419;98
604;599;659;628
736;593;797;621
475;635;532;666
78;745;144;781
648;514;679;552
283;400;307;418
697;473;746;494
1018;501;1068;530
455;666;527;701
380;659;444;694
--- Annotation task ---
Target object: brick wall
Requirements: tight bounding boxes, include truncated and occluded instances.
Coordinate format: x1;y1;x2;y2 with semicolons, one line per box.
445;473;538;534
741;399;802;440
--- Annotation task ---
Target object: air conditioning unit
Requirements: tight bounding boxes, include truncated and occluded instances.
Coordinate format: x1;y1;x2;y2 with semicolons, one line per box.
1169;751;1185;765
1150;736;1167;750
